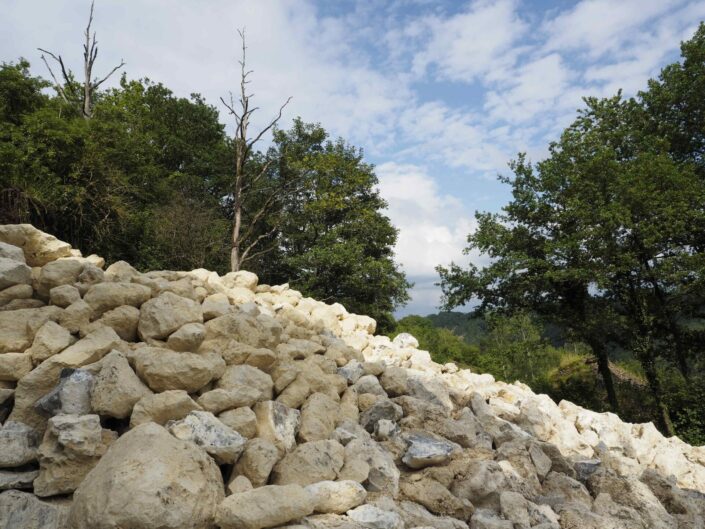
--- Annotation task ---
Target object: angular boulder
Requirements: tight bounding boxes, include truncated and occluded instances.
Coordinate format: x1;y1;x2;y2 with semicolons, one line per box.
68;422;224;529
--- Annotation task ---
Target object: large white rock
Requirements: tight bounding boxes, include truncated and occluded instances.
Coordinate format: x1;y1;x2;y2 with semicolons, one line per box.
215;484;314;529
68;422;224;529
0;224;72;266
305;480;367;514
133;347;225;393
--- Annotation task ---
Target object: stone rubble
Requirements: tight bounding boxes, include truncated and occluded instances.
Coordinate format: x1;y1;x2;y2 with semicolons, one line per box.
0;224;702;529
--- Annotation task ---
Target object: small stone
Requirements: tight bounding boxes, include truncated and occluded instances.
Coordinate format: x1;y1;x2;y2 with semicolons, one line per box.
90;350;152;419
401;433;456;469
0;352;33;381
34;414;116;497
0;468;39;490
0;257;31;290
138;291;203;341
130;389;201;427
254;400;300;453
0;241;25;262
227;474;253;495
0;489;71;529
298;392;339;443
83;282;151;318
360;398;403;433
28;320;73;364
574;459;601;482
197;387;261;414
168;410;247;464
202;292;231;320
0;421;39;467
234;438;280;487
347;504;404;529
217;364;273;401
272;440;345;486
167;322;206;351
338;359;365;384
133;347;225;393
305;480;367;514
374;419;400;441
49;284;80;308
219;407;258;438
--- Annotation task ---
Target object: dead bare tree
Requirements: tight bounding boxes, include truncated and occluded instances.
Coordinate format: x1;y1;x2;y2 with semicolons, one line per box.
38;1;125;118
221;29;292;272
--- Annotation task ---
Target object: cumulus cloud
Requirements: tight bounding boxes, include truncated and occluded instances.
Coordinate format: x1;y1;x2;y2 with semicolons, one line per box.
412;0;527;83
376;162;475;277
2;0;702;315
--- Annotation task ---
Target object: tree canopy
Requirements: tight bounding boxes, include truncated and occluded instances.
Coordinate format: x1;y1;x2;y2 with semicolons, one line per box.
438;23;705;437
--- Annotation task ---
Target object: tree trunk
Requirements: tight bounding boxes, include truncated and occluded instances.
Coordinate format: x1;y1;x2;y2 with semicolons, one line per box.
641;352;675;436
590;338;619;411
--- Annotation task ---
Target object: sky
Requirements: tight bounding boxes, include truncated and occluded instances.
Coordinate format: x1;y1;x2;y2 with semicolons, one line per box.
2;0;705;316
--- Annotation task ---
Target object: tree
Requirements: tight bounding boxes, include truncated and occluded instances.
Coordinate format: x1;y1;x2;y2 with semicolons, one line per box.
254;119;411;330
38;1;125;119
438;90;705;433
220;29;292;272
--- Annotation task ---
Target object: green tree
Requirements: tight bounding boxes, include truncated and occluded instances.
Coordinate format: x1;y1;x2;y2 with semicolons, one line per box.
481;311;561;390
256;120;411;330
392;315;479;366
438;90;705;434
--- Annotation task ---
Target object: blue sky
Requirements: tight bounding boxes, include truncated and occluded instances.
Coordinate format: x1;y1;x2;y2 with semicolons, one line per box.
3;0;705;315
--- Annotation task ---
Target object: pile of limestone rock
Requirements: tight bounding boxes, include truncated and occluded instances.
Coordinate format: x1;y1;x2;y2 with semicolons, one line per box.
0;223;704;529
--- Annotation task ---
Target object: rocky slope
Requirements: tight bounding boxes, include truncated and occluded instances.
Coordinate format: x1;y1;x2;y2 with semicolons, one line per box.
0;223;704;529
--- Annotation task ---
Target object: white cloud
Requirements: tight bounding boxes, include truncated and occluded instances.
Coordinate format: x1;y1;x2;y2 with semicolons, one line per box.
0;0;411;151
542;0;685;59
376;162;475;277
412;0;527;83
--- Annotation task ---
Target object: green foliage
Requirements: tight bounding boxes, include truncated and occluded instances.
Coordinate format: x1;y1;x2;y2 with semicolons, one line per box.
480;312;562;391
392;315;479;366
254;120;411;330
0;63;410;324
436;25;705;440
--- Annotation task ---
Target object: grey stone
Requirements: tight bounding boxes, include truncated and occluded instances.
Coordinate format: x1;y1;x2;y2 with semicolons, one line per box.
0;421;39;468
0;489;70;529
402;432;456;469
167;410;247;464
360;398;403;433
35;368;94;417
574;459;601;482
0;468;39;490
339;360;365;384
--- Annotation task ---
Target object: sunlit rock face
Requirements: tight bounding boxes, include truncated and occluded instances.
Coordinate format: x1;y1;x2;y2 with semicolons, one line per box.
0;224;704;529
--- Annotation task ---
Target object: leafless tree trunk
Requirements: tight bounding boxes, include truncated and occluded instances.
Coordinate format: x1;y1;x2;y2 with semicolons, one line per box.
38;1;125;119
221;29;291;272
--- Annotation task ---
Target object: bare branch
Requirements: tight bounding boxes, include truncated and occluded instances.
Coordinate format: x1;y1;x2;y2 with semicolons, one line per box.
38;52;70;103
248;96;292;148
92;59;126;89
240;225;278;264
